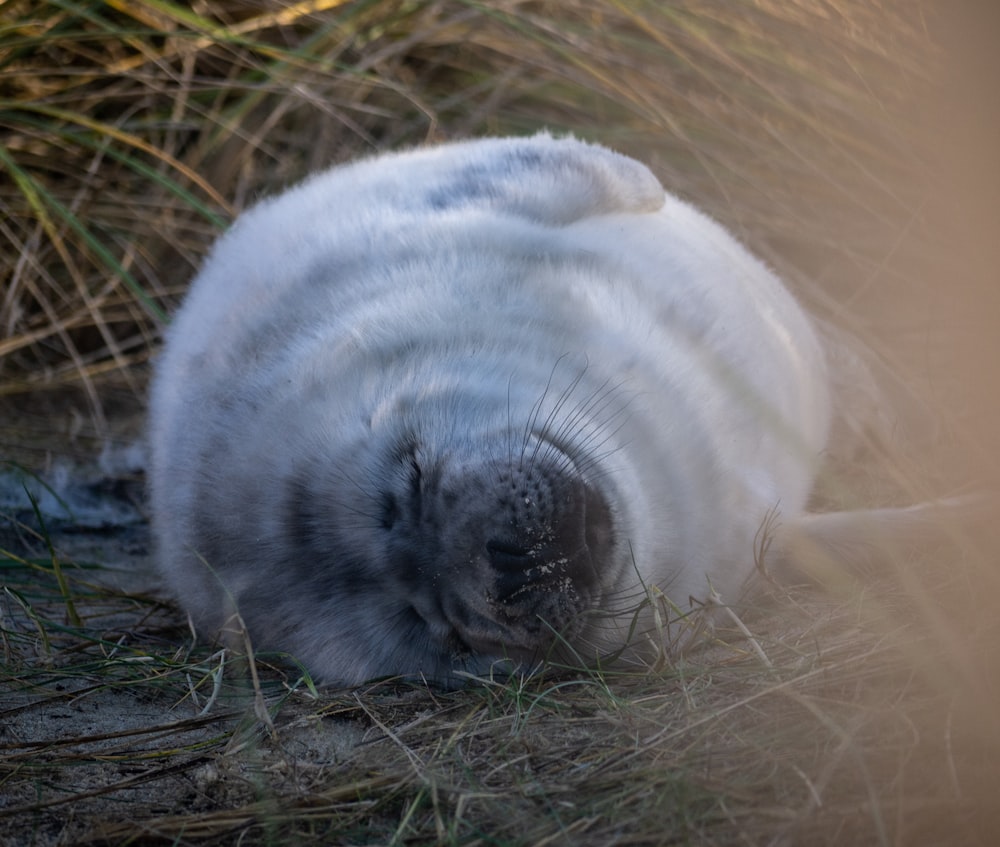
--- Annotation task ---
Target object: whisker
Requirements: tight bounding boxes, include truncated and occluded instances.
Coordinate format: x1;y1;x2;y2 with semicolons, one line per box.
520;354;571;465
529;356;590;467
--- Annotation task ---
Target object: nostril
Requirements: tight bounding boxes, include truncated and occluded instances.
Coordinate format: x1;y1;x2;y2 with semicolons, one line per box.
486;538;533;572
486;537;537;602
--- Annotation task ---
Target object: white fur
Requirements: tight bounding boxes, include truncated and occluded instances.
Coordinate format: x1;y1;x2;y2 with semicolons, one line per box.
151;133;837;684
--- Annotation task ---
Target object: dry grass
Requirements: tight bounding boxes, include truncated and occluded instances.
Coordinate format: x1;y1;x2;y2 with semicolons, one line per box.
2;1;999;845
1;0;942;410
2;537;998;845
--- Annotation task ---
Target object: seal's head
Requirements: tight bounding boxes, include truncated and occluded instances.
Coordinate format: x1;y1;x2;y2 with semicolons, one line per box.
268;375;627;687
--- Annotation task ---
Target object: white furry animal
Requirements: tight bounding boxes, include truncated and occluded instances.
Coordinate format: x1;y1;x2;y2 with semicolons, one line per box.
150;134;921;686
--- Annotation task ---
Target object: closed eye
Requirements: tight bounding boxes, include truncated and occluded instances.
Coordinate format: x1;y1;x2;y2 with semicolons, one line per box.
381;445;422;531
381;492;399;530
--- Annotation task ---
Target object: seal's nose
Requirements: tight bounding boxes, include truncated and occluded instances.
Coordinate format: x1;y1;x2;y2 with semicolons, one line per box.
485;477;610;604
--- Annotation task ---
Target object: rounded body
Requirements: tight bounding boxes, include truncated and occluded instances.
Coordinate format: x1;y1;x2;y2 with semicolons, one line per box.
149;134;830;685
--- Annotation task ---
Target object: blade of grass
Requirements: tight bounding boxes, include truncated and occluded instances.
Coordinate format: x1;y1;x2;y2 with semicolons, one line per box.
0;142;167;323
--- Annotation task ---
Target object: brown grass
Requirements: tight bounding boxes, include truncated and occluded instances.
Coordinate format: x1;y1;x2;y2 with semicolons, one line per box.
2;1;999;845
2;1;941;408
1;541;997;845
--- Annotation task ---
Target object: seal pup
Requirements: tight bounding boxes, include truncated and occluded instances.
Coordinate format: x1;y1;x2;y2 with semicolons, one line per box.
150;133;945;687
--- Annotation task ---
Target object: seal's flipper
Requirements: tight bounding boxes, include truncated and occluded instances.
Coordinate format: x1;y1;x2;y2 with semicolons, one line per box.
773;494;997;585
417;134;666;224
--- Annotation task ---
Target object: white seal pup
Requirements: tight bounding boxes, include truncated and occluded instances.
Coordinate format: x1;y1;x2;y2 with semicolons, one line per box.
149;134;925;686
